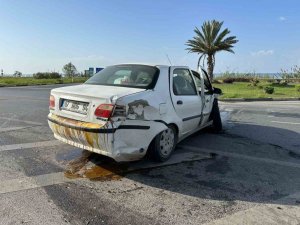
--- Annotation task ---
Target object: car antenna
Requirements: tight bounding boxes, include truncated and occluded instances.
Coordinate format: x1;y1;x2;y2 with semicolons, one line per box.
165;54;173;66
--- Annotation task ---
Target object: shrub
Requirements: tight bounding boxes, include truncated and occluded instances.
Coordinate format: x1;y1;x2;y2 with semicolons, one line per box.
212;79;221;84
250;78;259;86
33;72;61;79
222;77;235;83
233;77;252;82
56;79;64;84
264;86;275;94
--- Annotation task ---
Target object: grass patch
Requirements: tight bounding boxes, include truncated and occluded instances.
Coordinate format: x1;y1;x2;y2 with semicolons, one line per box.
0;77;88;87
213;82;300;99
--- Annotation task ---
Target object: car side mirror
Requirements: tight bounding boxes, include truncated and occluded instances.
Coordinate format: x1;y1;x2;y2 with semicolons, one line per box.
213;88;222;95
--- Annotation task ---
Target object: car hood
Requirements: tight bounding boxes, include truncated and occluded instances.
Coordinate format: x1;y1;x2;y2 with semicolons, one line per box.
51;84;145;100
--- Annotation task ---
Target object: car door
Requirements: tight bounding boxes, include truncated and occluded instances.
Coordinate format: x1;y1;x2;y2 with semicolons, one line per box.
191;70;214;126
170;66;203;135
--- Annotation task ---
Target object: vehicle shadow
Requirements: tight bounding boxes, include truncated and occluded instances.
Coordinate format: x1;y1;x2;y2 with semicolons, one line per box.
57;122;300;206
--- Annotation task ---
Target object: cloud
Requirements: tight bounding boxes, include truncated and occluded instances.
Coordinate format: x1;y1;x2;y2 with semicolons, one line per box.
279;16;286;21
251;50;274;56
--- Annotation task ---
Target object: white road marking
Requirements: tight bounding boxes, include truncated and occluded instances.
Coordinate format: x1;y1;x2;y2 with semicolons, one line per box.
0;140;63;152
204;191;300;225
0;127;28;133
179;145;300;169
0;151;211;194
0;116;43;125
0;172;73;194
271;121;300;125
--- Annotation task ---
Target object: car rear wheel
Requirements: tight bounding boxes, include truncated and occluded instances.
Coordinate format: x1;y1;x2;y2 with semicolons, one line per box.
211;99;222;132
152;125;177;162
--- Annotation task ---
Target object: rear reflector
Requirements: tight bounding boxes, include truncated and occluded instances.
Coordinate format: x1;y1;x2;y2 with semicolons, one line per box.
94;104;114;118
49;95;55;109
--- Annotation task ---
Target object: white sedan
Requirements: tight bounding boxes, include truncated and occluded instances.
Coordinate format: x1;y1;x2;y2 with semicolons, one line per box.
48;64;222;162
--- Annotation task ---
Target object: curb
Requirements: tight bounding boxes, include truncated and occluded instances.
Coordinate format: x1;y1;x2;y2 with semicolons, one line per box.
220;97;300;102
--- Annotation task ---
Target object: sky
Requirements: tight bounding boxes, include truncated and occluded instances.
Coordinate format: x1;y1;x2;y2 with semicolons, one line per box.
0;0;300;74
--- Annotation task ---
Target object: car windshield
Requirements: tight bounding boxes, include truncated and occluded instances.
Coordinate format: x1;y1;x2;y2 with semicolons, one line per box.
85;65;159;89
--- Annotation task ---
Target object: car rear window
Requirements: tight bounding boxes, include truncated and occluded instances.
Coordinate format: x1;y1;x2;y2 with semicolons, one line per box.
85;65;159;89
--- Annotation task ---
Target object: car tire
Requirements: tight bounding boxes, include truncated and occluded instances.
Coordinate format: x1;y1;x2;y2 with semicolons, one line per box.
151;125;177;162
211;99;222;132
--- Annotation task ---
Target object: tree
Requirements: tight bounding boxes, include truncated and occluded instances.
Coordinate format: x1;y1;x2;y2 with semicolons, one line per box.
63;62;77;82
13;71;22;77
186;20;238;80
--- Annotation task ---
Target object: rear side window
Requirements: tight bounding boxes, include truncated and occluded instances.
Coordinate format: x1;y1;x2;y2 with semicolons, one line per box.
173;68;197;95
85;65;159;89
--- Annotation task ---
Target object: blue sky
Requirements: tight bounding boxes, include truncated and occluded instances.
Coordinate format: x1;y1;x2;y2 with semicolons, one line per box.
0;0;300;74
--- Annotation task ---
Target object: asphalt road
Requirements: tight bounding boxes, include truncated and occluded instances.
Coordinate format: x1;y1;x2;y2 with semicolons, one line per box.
0;84;300;225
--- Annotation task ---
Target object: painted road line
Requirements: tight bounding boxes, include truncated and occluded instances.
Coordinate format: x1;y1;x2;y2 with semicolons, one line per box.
0;116;43;126
204;191;300;225
179;145;300;169
271;121;300;125
0;140;63;152
0;151;211;195
0;97;46;102
0;172;74;194
128;151;211;171
0;127;29;133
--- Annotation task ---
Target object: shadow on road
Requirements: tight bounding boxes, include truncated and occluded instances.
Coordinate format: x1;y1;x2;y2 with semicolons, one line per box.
54;122;300;206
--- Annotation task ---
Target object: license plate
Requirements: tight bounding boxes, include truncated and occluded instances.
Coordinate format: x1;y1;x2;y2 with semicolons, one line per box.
61;100;89;115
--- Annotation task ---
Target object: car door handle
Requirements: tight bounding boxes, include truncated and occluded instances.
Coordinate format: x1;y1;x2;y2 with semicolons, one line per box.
177;100;183;105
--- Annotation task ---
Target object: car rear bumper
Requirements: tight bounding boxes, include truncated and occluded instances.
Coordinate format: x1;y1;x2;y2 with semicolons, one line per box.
48;113;167;162
48;113;115;158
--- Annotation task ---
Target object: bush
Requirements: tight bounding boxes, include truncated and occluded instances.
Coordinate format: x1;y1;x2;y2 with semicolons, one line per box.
232;77;252;82
250;78;259;86
264;86;275;94
212;79;221;84
33;72;61;79
220;77;252;83
222;77;235;83
295;84;300;92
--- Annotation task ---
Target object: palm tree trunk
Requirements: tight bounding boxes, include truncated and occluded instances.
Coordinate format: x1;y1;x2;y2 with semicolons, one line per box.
207;54;214;80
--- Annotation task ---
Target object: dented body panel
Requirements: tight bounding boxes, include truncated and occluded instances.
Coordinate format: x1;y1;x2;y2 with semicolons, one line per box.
48;64;216;162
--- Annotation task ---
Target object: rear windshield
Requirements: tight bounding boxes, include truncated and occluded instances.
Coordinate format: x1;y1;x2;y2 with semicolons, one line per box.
85;65;159;89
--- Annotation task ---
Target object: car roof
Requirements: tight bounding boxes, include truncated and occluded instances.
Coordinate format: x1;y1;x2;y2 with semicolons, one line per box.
110;63;192;70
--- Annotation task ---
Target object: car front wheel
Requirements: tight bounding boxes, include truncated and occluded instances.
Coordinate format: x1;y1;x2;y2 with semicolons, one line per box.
152;125;177;162
211;99;222;132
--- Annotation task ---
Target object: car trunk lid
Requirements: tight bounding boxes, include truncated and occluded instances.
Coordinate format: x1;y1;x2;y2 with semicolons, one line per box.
51;84;145;123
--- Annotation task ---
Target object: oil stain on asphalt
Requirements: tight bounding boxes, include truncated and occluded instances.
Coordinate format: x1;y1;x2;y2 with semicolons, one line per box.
56;149;128;181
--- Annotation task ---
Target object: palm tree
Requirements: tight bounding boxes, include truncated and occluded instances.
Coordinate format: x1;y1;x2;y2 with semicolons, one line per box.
186;20;238;80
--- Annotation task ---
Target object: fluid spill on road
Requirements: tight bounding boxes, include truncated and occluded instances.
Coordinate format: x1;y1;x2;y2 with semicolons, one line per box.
60;150;128;181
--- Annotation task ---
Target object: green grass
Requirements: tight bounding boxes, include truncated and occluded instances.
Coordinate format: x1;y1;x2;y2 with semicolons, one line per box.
0;77;88;87
213;82;300;99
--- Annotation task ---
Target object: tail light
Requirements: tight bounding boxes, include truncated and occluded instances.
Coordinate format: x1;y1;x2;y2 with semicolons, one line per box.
94;104;115;118
49;95;55;109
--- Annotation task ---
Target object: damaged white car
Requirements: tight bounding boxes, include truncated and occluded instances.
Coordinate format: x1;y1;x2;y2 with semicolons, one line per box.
48;64;222;162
